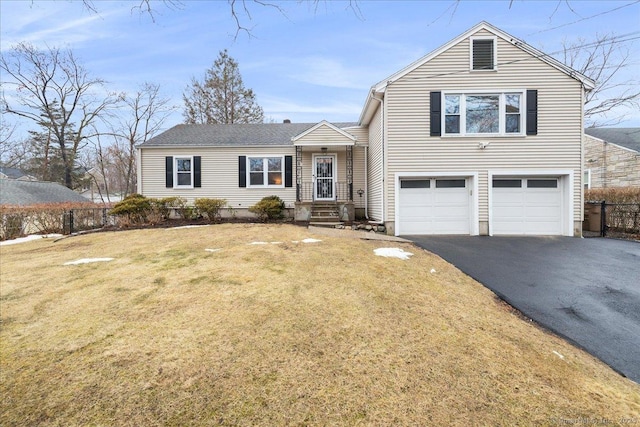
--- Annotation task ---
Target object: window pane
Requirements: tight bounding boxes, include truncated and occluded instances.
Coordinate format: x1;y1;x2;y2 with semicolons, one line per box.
177;173;191;186
445;96;460;114
506;114;520;133
249;158;263;172
506;94;520;113
466;95;499;133
267;157;282;172
268;172;282;185
401;180;430;189
445;116;460;133
177;159;191;172
436;179;465;188
527;179;557;188
250;172;263;185
493;179;522;188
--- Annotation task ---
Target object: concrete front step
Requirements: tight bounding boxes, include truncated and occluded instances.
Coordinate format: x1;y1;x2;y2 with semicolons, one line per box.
310;215;340;222
309;221;343;228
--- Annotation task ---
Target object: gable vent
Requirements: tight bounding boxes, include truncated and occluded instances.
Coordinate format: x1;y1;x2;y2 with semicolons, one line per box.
472;39;495;70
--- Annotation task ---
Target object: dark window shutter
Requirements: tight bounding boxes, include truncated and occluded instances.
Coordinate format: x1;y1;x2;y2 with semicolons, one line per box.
430;92;442;136
193;156;201;188
165;156;173;188
239;156;246;187
526;90;538;135
284;155;293;188
473;39;494;70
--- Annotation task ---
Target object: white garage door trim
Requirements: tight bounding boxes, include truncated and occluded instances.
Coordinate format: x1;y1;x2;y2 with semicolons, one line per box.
488;169;574;236
394;172;479;236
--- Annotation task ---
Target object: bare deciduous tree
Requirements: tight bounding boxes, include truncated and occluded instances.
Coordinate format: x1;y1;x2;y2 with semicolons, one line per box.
183;50;264;124
0;43;121;188
561;33;640;127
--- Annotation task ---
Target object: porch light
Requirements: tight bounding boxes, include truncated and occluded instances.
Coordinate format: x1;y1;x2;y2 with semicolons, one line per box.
357;188;365;198
321;147;328;153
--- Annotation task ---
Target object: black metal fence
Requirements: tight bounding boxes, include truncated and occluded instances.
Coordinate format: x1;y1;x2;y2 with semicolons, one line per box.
584;201;640;237
64;208;114;234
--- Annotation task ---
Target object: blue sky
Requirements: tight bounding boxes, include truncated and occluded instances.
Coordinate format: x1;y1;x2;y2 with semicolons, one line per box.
1;0;639;136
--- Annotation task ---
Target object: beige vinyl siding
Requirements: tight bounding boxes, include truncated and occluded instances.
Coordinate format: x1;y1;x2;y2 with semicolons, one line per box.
383;29;584;226
294;123;356;145
139;146;296;209
352;146;366;209
367;105;384;221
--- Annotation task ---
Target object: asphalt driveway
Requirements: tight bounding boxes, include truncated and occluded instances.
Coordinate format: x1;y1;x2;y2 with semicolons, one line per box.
407;235;640;383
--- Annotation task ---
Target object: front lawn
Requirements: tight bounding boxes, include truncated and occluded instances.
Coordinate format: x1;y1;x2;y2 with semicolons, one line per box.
1;224;638;426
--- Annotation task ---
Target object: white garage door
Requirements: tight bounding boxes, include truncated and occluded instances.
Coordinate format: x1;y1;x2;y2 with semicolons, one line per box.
492;178;562;235
398;178;470;235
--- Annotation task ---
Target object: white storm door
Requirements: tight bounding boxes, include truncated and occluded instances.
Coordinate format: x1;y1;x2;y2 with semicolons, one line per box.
314;155;336;201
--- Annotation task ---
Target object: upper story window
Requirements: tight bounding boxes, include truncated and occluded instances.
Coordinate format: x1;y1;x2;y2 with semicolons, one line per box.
248;156;284;187
444;92;523;136
471;37;496;71
175;156;193;187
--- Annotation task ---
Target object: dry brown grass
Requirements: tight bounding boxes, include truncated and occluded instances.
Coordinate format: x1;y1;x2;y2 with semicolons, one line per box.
1;223;638;426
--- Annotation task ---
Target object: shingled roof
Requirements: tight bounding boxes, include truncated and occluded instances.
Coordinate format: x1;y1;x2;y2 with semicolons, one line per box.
584;128;640;153
0;180;91;206
138;122;358;147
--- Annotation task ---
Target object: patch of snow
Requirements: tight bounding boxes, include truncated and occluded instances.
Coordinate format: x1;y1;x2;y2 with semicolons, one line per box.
270;242;282;244
301;238;322;243
205;248;221;253
0;234;63;246
64;258;114;266
374;248;414;260
430;268;436;274
167;225;210;230
249;241;268;245
552;351;565;360
292;241;299;244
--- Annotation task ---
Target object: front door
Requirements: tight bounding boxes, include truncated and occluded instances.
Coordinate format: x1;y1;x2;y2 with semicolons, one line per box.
314;155;336;201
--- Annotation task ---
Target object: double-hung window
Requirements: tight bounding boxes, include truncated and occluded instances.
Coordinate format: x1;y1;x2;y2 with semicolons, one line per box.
443;92;523;136
175;156;193;187
248;156;284;187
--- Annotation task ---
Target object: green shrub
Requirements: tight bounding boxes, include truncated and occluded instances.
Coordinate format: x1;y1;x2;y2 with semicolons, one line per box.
110;194;152;224
161;196;196;220
248;196;286;221
194;198;227;222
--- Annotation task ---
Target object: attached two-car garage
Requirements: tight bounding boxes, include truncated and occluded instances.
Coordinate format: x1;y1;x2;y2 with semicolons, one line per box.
396;173;569;236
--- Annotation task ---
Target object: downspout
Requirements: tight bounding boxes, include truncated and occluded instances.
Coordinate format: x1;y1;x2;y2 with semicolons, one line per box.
364;145;369;219
371;92;385;224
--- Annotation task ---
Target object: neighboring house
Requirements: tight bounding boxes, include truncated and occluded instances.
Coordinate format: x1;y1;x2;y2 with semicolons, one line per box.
0;165;37;181
583;128;640;189
79;168;125;204
138;22;594;236
0;180;91;206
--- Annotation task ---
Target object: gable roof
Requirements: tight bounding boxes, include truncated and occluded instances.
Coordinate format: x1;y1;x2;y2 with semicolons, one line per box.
291;120;357;145
139;122;358;148
359;21;596;125
0;166;36;181
585;128;640;153
0;180;91;206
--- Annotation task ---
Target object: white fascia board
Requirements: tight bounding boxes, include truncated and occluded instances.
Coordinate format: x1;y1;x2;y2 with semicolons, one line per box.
358;87;385;126
291;120;357;143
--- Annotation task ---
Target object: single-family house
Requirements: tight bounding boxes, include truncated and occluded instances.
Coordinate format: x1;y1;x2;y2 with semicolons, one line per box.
0;165;37;181
137;21;594;236
583;128;640;189
0;180;91;206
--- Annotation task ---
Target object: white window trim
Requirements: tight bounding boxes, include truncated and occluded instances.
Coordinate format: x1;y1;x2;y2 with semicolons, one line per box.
174;155;194;189
442;89;525;137
247;155;285;188
470;36;497;71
